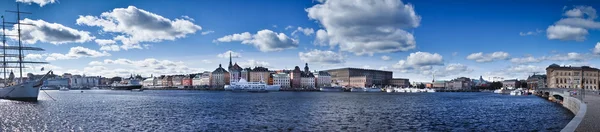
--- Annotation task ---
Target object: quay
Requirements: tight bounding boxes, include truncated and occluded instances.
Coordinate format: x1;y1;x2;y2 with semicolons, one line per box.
535;88;600;132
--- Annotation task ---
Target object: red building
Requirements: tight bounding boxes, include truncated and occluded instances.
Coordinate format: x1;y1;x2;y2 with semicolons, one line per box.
183;76;193;88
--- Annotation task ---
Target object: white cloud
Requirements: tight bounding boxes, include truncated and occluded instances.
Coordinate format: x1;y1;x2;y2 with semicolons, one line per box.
381;55;391;61
546;52;588;62
546;6;598;41
594;42;600;55
298;49;345;64
46;46;111;61
306;0;420;55
95;39;120;51
201;30;215;35
434;63;473;77
8;19;94;45
181;15;195;21
68;58;203;77
284;26;294;30
291;27;314;36
201;60;212;64
563;6;597;19
214;29;298;52
239;59;270;68
510;56;544;64
362;65;372;69
466;51;510;63
393;52;443;70
519;29;543;36
16;0;56;7
217;50;242;58
379;66;388;71
506;65;543;73
24;53;44;59
76;6;202;50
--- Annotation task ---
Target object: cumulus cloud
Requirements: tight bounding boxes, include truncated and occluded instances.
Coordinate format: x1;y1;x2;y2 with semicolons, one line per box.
76;6;202;50
546;25;588;41
239;59;270;68
7;19;94;45
46;46;111;61
466;51;510;63
217;50;242;58
24;53;44;60
16;0;56;7
298;49;345;64
94;39;120;51
547;6;598;41
392;52;443;70
70;58;203;77
291;27;315;36
214;29;298;52
546;52;588;62
306;0;421;55
381;55;391;61
506;65;543;73
519;29;543;36
201;30;214;35
433;63;473;77
510;56;544;64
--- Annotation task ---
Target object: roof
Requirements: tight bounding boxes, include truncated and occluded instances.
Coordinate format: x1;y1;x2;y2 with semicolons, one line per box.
546;64;600;71
315;71;330;76
301;72;314;77
212;64;229;73
324;67;393;73
252;66;269;72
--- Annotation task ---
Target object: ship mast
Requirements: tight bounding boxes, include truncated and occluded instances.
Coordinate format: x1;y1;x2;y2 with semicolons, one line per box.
2;4;47;83
1;16;6;83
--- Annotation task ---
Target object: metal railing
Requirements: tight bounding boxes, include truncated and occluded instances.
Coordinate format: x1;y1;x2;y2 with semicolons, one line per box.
537;88;599;101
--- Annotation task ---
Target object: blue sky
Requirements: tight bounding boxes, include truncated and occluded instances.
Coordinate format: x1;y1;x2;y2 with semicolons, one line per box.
3;0;600;82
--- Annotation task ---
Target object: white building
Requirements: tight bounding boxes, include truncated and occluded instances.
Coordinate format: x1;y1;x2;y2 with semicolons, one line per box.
273;73;290;89
43;77;69;88
143;77;157;86
69;75;100;88
300;63;315;89
314;71;331;88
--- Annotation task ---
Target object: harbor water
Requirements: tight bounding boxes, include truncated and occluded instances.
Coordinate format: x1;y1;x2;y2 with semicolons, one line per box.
0;90;573;131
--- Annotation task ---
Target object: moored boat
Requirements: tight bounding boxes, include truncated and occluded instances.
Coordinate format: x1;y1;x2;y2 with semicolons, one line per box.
320;86;343;92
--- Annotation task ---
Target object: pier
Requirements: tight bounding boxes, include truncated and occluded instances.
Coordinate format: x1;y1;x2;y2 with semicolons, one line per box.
536;88;600;132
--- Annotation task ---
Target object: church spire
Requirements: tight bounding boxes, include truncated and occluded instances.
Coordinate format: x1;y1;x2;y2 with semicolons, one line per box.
228;51;233;69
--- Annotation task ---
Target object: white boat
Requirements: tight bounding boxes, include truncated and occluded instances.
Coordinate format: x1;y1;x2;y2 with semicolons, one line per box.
385;88;394;93
494;87;512;94
59;87;69;91
0;6;52;101
393;88;407;93
363;85;381;92
0;71;53;101
228;78;277;92
224;85;232;90
425;88;436;93
409;88;420;93
510;88;525;96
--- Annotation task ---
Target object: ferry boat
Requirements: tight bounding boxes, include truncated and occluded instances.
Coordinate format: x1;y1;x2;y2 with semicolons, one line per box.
111;78;143;90
228;78;279;92
0;5;53;101
364;85;381;92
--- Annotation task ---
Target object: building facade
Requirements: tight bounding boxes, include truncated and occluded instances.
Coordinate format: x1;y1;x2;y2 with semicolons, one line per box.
502;79;521;88
273;73;290;89
389;78;410;87
314;71;331;88
290;66;302;88
546;64;600;89
348;76;372;87
210;64;230;88
69;75;100;88
325;68;393;87
527;74;547;89
143;77;157;86
249;67;270;82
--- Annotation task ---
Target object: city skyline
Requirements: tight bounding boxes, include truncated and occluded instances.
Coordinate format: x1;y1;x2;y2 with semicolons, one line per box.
2;0;600;82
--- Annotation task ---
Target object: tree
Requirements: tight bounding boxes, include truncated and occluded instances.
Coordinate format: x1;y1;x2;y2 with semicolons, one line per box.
490;82;503;89
520;82;528;88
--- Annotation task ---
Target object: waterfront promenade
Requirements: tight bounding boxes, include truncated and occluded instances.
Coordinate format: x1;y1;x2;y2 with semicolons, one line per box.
538;88;600;132
575;90;600;132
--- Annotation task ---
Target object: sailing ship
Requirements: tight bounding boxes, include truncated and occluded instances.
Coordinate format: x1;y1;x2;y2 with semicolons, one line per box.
0;4;53;101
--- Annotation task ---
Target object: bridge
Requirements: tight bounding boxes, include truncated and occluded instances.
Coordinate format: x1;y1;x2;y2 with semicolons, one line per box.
536;88;600;132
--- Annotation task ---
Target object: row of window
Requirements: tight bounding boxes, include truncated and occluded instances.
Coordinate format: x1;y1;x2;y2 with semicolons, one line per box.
554;71;599;76
556;85;598;89
555;78;598;84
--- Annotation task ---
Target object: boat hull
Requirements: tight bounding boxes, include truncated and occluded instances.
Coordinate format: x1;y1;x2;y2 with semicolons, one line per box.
0;82;42;102
266;85;281;91
111;85;143;90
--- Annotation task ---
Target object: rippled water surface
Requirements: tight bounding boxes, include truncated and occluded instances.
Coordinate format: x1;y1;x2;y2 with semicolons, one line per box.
0;90;573;131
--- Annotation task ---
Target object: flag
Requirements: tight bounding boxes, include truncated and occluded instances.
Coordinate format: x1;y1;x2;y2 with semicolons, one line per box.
41;67;44;71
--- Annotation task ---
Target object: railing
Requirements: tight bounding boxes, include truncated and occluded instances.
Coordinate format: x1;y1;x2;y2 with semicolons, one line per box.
537;88;599;102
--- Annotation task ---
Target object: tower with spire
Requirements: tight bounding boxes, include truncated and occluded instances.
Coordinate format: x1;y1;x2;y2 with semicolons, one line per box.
228;51;233;70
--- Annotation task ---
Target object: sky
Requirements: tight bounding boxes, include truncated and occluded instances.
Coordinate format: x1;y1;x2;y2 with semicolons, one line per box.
1;0;600;82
